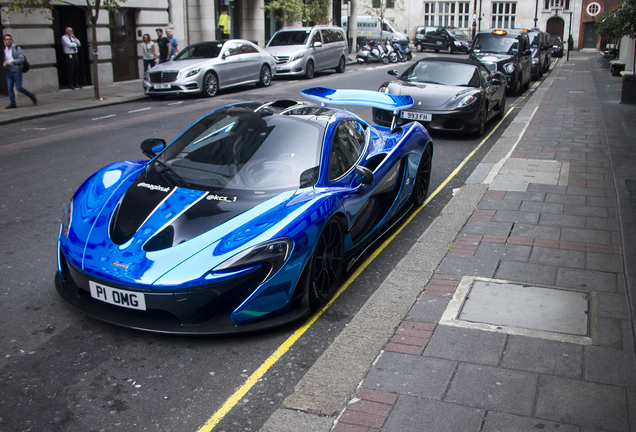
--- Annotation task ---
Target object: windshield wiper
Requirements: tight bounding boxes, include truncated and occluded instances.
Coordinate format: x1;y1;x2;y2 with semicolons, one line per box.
148;159;190;188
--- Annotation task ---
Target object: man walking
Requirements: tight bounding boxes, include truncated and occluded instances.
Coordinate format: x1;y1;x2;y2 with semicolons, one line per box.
166;28;179;57
3;33;37;109
61;27;82;89
156;28;172;64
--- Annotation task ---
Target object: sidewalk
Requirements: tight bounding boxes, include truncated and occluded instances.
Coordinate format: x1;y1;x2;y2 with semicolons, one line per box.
261;51;636;432
0;79;146;125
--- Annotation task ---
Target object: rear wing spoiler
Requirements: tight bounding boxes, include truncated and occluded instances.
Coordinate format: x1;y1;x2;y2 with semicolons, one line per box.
300;87;414;130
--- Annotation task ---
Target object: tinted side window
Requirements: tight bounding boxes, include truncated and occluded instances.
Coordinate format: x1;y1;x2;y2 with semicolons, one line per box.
329;120;366;181
238;42;258;54
479;65;491;83
311;31;322;46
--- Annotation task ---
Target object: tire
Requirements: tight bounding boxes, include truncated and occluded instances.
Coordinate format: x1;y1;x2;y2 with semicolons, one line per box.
308;218;344;308
410;145;432;206
257;65;272;87
381;56;389;65
202;71;218;97
336;56;346;73
389;53;398;63
416;43;423;52
497;94;506;119
406;53;413;61
474;105;488;137
305;60;315;79
510;77;522;96
447;45;454;54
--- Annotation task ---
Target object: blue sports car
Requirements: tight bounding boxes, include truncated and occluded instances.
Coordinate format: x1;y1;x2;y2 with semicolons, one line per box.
55;88;434;334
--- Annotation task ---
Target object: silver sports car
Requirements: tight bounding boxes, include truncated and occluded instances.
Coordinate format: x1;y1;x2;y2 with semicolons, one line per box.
142;40;276;99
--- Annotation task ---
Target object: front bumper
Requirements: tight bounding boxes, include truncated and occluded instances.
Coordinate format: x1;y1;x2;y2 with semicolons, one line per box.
142;70;202;96
372;106;482;133
273;57;307;76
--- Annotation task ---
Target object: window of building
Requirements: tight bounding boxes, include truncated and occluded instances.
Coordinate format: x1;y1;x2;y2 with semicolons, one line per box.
457;2;471;28
424;2;436;26
438;2;456;27
491;2;516;29
423;2;472;28
586;2;601;16
544;0;571;10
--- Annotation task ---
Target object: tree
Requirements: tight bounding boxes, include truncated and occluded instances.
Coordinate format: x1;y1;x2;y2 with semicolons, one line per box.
597;11;623;53
5;0;126;101
262;0;330;26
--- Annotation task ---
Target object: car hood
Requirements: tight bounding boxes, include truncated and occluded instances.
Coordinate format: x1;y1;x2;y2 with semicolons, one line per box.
387;81;476;107
148;58;216;73
62;161;319;288
471;53;515;65
265;45;306;57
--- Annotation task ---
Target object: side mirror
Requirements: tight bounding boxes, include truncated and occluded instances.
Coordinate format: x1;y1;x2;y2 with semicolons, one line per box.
491;77;503;86
388;69;400;78
141;138;166;158
524;49;532;56
312;41;323;48
354;165;374;186
222;52;227;60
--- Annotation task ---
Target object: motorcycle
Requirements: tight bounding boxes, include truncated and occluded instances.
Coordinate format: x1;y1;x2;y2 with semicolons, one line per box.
383;41;398;63
392;41;413;62
356;40;389;64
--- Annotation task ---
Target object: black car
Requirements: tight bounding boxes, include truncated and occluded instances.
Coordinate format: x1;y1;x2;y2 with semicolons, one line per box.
470;29;532;95
414;26;471;54
550;36;564;57
372;57;507;136
527;28;552;79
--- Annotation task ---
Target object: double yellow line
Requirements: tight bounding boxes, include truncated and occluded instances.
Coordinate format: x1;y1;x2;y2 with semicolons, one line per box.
198;97;520;432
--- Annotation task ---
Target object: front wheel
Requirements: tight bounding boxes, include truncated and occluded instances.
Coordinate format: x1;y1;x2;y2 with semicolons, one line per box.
381;56;389;65
309;218;344;308
389;53;398;63
202;71;218;97
410;146;433;206
416;43;423;52
447;45;454;54
257;65;272;87
305;60;315;79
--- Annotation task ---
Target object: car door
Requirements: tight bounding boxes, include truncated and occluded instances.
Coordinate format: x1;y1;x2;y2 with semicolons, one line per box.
310;30;327;71
422;27;439;50
479;65;498;119
235;41;261;83
519;35;532;86
216;41;243;86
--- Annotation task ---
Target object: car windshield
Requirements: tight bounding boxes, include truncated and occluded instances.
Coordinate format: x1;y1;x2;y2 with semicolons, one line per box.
400;61;481;87
448;28;468;37
550;36;562;45
473;35;519;55
158;106;324;191
174;43;223;60
268;30;311;46
530;33;540;48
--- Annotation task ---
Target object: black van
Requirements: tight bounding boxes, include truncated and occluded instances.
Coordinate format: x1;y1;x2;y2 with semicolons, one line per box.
470;29;532;95
414;26;471;54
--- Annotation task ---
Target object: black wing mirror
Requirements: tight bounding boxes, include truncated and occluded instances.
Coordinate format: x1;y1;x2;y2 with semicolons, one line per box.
140;138;167;158
388;69;400;78
354;165;374;186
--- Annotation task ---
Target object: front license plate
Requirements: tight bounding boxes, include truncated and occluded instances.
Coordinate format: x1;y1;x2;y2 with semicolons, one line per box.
154;83;170;89
89;281;146;310
401;111;432;121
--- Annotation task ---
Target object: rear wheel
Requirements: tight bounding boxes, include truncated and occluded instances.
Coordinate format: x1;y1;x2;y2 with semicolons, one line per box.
410;146;433;206
202;71;218;97
381;56;389;64
257;65;272;87
309;218;344;308
305;60;315;79
497;94;506;119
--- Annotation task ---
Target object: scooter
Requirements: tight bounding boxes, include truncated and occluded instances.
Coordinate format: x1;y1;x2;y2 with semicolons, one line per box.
356;40;389;64
384;41;398;63
392;41;413;62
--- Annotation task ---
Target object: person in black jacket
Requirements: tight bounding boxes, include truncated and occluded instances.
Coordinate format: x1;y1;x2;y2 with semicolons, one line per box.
3;33;37;109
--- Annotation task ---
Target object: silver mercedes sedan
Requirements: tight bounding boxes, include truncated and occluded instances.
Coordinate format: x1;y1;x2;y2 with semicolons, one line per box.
142;40;276;98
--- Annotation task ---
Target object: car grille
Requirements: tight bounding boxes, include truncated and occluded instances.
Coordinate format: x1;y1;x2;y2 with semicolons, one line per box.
148;71;179;83
274;56;290;64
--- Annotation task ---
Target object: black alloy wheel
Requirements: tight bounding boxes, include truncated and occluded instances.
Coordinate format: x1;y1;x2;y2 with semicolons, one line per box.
257;65;272;87
410;145;433;206
202;71;218;97
497;94;506;119
309;218;344;308
475;105;488;137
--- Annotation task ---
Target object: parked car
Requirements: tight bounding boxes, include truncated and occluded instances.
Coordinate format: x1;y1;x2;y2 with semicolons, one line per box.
550;36;564;57
413;26;471;54
372;57;507;136
526;28;552;79
142;40;276;99
265;26;348;79
470;29;532;95
54;88;433;334
343;16;410;48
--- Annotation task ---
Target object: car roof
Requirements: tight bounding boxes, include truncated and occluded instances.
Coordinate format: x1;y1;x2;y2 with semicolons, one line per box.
477;29;527;37
418;56;484;68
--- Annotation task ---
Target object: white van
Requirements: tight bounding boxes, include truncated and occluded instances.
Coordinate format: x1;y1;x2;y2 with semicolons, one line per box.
342;16;409;47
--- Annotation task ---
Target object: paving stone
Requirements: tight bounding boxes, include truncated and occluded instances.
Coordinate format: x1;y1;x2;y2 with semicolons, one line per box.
501;335;583;378
519;201;564;214
622;320;635;352
566;187;608;198
495;261;557;286
481;411;580;432
444;363;538;416
361;352;456;399
535;375;629;431
586;196;618;207
473;243;531;262
437;256;499;278
586;216;620;231
382;396;484;432
423;326;507;366
586;252;623;273
530;247;586;269
594;316;624;349
561;227;612;245
527;184;567;194
510;224;561;240
462;221;514;237
538;213;586;228
406;295;451;323
477;199;523;211
544;193;586;205
492;210;540;224
565;204;609;219
596;293;631;320
585;345;636;386
556;267;618;292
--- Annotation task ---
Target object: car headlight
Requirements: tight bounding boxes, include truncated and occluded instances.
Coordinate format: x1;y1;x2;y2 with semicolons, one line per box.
61;199;73;239
532;58;539;65
213;238;293;282
379;86;389;93
454;41;462;47
291;52;305;62
457;94;478;107
504;62;515;74
185;68;201;78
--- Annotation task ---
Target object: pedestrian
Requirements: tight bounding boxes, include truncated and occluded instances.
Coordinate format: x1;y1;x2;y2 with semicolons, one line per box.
3;33;37;109
61;27;82;89
141;33;156;72
166;28;179;57
156;28;172;64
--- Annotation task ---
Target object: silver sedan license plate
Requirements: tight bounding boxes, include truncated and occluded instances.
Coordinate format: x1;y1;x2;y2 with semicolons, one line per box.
401;111;432;121
89;281;146;310
154;83;170;89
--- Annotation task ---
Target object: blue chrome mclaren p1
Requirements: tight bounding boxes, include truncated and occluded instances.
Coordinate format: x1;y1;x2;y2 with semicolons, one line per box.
55;87;434;334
